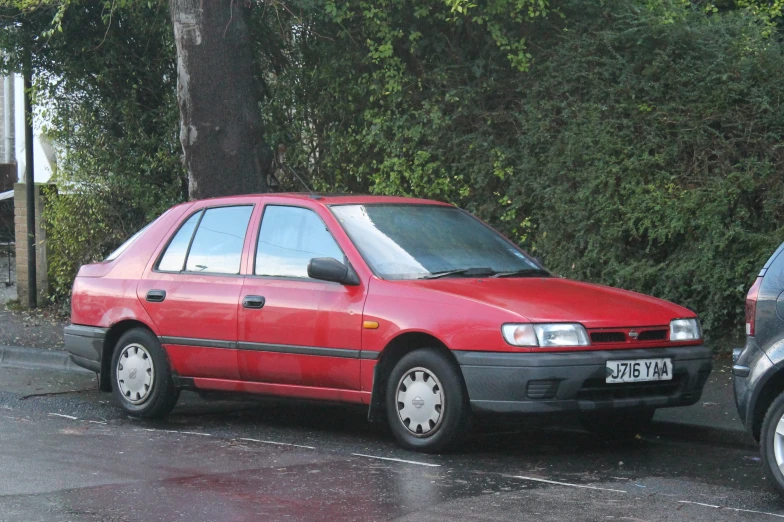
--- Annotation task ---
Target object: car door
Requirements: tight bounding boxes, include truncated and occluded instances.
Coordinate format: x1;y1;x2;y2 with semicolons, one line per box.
138;201;257;381
237;202;366;396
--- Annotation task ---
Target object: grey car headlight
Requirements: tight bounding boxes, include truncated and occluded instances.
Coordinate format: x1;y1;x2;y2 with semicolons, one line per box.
502;323;590;347
670;318;702;341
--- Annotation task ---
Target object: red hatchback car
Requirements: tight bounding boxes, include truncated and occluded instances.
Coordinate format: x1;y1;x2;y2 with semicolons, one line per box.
65;194;712;452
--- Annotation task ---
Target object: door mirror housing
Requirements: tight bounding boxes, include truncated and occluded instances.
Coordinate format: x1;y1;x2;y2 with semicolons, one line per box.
307;257;360;285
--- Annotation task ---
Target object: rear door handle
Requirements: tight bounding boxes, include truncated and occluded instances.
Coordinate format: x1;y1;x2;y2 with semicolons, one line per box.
242;295;265;309
146;290;166;303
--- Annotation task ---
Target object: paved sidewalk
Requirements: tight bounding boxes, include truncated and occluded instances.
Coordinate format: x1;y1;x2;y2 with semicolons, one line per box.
655;357;743;433
0;307;67;350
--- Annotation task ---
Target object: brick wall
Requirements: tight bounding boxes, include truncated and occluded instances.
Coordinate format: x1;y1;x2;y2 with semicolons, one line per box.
14;183;49;307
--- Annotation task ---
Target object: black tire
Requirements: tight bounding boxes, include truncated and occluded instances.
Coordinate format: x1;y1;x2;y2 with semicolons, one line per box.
110;328;179;418
760;391;784;495
579;408;655;440
385;348;471;453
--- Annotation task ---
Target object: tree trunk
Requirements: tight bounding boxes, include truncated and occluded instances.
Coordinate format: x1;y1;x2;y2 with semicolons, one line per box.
170;0;271;200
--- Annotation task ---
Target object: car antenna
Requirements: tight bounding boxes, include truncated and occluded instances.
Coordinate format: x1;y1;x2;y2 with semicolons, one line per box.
280;163;321;199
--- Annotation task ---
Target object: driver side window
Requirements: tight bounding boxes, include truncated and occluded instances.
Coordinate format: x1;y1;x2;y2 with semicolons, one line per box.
255;205;344;278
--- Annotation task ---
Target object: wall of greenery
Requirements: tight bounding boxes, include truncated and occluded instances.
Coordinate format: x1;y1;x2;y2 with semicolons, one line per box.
259;0;784;343
3;0;782;344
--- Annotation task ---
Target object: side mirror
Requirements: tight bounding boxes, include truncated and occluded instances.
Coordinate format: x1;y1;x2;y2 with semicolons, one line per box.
307;257;360;286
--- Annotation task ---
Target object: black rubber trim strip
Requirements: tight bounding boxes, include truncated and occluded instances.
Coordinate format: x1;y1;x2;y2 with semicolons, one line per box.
237;341;359;359
160;336;236;349
160;336;362;359
360;351;380;360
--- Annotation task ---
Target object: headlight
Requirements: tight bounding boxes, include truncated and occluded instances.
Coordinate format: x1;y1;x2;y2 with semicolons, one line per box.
502;323;590;347
670;318;701;341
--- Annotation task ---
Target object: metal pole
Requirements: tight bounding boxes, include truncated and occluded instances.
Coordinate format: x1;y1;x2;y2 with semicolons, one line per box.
4;73;12;163
23;51;35;308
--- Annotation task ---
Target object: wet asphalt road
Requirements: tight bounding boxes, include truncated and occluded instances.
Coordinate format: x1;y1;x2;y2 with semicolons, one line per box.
1;366;784;521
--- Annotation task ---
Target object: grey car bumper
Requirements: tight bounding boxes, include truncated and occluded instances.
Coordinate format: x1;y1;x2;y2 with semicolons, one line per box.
455;346;713;415
63;325;108;373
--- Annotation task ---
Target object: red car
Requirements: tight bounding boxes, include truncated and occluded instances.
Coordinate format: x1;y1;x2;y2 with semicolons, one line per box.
65;194;712;452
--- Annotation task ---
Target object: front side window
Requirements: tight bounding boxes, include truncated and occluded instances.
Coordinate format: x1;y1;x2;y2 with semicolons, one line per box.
255;205;344;278
157;206;253;274
331;204;543;280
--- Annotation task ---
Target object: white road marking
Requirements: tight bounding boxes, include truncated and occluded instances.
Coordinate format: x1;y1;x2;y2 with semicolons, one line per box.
678;501;784;519
513;475;627;494
352;453;441;467
47;413;78;420
239;437;315;450
88;421;107;425
179;431;212;436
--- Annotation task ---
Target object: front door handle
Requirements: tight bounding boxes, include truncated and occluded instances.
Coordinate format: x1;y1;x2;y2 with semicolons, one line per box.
146;290;166;303
243;295;266;309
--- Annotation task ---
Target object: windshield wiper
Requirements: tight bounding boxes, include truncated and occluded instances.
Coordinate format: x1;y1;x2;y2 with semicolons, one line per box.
490;268;550;278
422;267;495;279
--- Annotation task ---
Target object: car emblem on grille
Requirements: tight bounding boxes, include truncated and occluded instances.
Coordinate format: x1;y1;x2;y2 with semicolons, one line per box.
412;397;425;408
628;330;639;340
129;368;137;379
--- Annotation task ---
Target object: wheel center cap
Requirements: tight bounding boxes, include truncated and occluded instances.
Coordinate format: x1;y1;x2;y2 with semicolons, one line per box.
412;396;425;408
129;368;137;380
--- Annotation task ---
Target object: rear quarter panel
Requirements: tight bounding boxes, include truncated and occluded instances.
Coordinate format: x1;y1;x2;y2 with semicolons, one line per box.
70;203;193;330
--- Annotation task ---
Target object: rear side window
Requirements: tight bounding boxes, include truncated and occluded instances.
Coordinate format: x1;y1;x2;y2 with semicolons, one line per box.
255;205;343;278
186;206;253;274
158;211;202;272
157;206;253;274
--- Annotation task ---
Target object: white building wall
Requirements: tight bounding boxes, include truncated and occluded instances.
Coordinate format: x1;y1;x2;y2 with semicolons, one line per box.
12;75;52;183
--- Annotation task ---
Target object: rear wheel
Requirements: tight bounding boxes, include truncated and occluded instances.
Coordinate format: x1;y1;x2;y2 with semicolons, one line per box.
579;408;655;440
385;348;471;453
760;391;784;494
111;328;179;418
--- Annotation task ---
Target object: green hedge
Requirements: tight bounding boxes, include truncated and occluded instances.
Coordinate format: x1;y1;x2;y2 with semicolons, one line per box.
260;0;784;343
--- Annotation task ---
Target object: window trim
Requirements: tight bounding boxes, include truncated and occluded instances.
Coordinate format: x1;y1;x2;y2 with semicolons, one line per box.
251;203;350;282
327;203;546;281
153;204;255;276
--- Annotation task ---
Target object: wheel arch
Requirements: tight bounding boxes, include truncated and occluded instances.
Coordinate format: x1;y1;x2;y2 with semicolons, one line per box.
100;319;157;392
367;331;464;423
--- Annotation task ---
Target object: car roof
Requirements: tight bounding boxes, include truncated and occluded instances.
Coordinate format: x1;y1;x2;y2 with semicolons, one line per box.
193;193;453;207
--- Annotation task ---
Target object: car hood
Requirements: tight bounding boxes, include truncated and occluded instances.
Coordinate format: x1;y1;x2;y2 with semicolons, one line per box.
393;277;693;329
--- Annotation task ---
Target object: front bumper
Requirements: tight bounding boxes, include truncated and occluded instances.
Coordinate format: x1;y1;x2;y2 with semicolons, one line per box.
63;325;108;373
455;346;712;415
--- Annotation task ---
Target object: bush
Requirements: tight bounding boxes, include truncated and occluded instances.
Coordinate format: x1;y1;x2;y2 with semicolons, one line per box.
260;0;784;342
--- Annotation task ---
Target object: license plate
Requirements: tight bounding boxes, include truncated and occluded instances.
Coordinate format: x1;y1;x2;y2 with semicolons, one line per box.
606;358;672;383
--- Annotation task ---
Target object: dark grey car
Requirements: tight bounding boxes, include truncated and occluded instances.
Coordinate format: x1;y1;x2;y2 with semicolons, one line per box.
734;241;784;493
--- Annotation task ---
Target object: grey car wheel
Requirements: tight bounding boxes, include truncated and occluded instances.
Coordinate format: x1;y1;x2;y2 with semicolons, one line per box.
116;343;155;405
110;328;179;418
395;367;445;437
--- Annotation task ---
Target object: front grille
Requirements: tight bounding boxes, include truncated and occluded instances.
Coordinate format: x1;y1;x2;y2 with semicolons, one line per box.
577;376;684;401
591;332;626;343
637;329;667;341
527;379;560;400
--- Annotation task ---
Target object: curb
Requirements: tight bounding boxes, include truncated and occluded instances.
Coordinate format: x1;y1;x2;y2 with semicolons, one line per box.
0;345;91;373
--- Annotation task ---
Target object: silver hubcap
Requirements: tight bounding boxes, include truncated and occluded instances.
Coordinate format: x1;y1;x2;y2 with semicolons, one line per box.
396;367;444;437
116;343;154;405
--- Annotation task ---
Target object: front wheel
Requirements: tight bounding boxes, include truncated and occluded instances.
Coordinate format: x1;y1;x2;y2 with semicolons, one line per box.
760;391;784;495
385;348;471;453
111;328;179;418
579;408;655;440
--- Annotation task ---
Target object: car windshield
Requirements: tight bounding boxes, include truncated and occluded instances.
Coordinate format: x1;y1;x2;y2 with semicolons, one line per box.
330;204;545;280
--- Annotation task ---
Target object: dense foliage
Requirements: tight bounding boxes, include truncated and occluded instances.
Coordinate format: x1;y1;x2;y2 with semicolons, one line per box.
3;0;784;343
0;1;185;302
259;0;784;342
